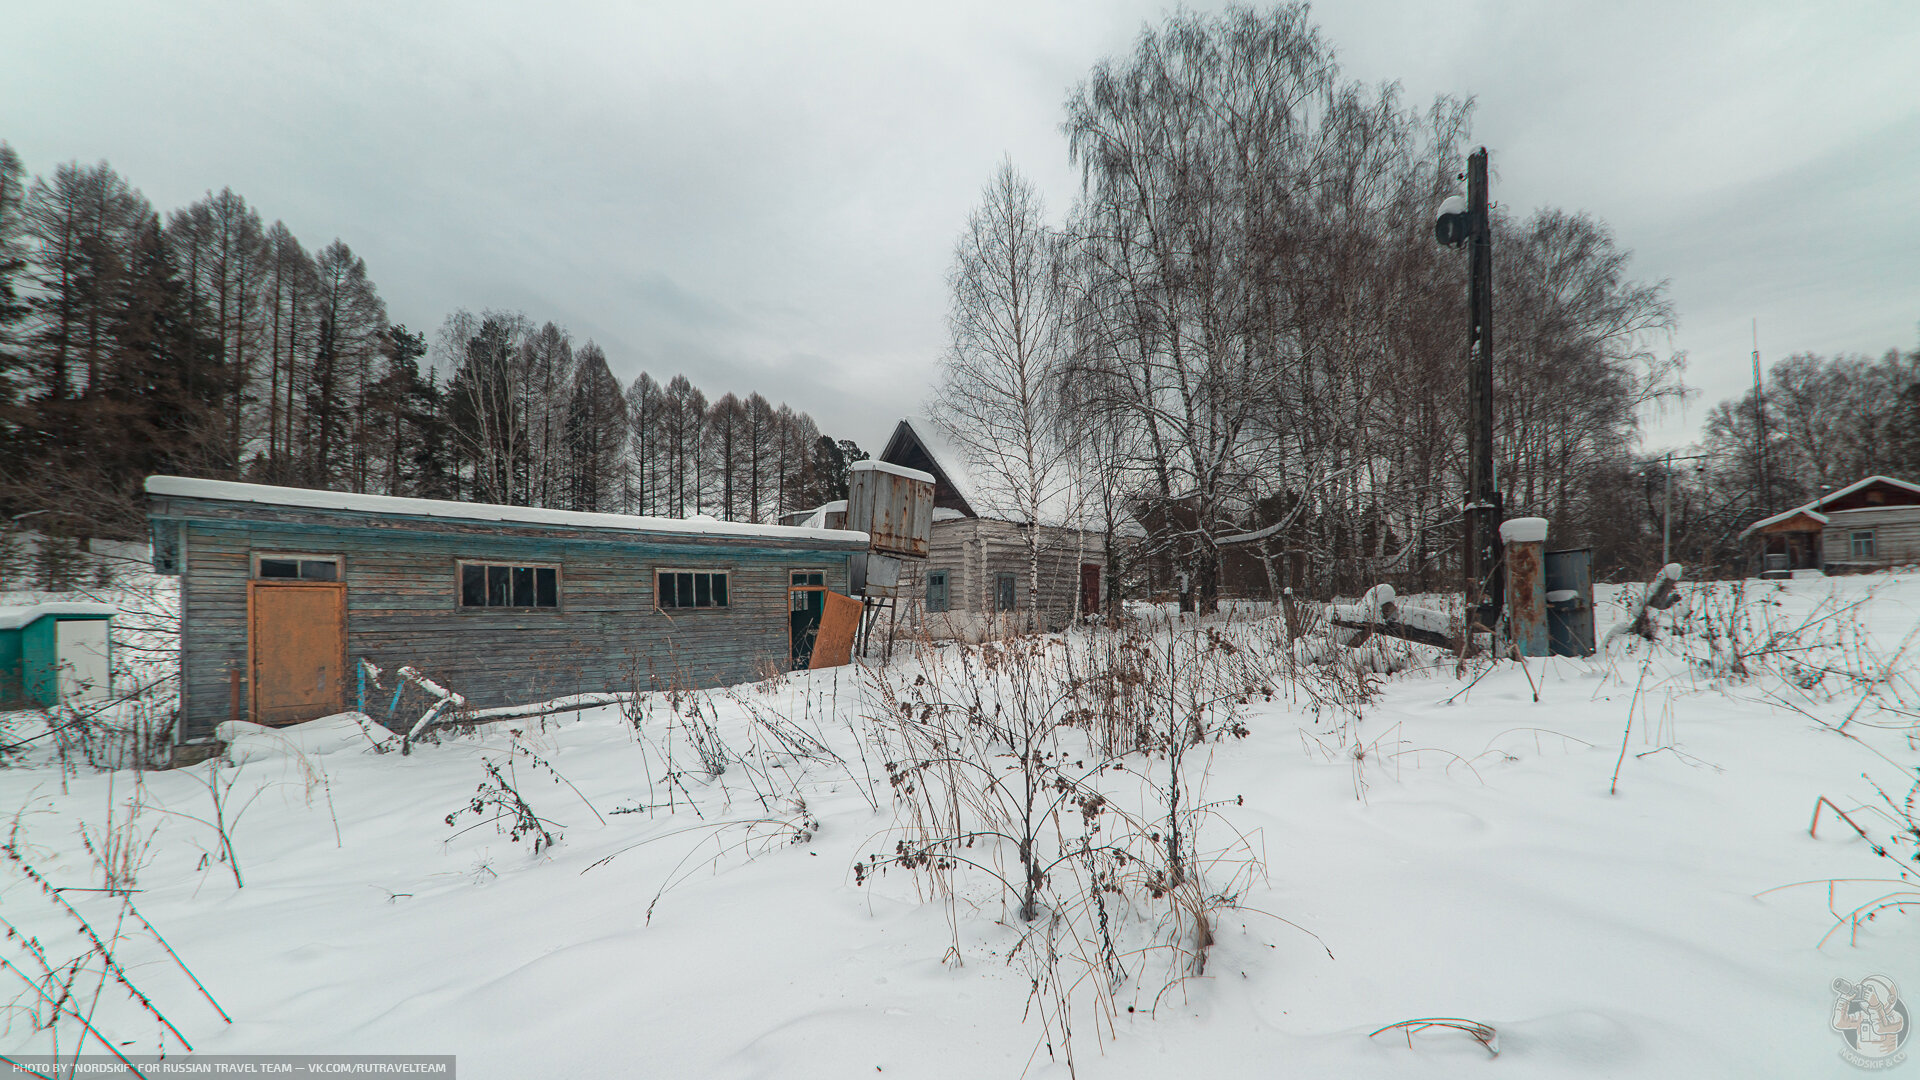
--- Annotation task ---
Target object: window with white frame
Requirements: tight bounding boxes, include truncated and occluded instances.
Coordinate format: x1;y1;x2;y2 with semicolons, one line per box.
1851;530;1876;559
460;561;559;608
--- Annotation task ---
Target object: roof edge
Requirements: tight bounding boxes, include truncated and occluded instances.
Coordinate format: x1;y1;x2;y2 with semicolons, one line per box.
145;476;871;547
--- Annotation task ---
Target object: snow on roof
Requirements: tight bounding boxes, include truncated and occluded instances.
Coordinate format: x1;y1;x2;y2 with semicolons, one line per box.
1738;475;1920;537
1818;474;1920;504
145;476;870;547
888;417;1112;531
0;602;115;630
1739;507;1829;536
797;499;848;530
885;418;979;513
852;459;935;486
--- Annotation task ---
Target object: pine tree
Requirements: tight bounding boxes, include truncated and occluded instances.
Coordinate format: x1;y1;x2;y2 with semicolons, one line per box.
0;143;30;489
369;324;430;495
562;342;627;512
304;241;386;488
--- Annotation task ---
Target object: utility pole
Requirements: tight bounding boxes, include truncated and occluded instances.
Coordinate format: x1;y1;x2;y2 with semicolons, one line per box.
1463;148;1501;633
1434;147;1502;637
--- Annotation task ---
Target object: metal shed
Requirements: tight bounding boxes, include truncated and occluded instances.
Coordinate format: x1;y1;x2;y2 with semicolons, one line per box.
0;603;115;708
145;476;870;754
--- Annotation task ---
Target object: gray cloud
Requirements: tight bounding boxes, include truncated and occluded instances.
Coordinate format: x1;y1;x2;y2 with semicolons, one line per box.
4;1;1915;456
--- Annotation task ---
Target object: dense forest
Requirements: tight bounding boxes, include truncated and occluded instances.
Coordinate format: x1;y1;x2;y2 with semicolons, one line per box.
929;6;1920;602
0;143;866;585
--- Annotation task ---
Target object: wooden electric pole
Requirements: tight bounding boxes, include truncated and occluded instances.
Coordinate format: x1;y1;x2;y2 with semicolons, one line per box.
1463;147;1502;633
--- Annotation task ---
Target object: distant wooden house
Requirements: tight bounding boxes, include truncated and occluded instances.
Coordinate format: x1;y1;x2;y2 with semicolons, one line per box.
146;476;869;757
1739;475;1920;574
871;419;1108;638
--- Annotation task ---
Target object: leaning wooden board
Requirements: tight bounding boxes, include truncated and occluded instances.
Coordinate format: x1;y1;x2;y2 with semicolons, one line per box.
809;592;863;669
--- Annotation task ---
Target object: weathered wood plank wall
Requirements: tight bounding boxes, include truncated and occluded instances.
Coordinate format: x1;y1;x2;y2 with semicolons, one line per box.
895;518;1103;635
1820;508;1920;569
161;496;855;742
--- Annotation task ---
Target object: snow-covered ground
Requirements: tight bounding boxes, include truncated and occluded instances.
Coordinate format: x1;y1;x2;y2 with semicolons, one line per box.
2;571;1916;1077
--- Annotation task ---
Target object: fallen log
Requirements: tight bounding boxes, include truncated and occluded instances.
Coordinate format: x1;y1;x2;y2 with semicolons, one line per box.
1328;584;1464;652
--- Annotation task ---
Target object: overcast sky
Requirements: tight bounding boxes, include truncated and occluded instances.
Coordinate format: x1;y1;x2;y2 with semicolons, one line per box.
6;1;1917;455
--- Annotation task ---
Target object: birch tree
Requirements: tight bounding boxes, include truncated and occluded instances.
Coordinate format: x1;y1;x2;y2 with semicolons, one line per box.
932;161;1074;630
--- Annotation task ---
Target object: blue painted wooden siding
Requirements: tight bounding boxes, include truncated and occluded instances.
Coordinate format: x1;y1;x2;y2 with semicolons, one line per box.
162;499;854;742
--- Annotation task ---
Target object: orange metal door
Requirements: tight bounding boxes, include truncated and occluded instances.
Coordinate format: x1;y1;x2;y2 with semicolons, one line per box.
249;582;346;725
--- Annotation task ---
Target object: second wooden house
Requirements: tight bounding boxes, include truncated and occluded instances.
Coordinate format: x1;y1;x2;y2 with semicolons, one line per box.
871;419;1110;639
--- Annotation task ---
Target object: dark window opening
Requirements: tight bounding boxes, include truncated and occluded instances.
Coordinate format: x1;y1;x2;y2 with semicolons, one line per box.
926;570;950;613
995;573;1016;612
658;569;729;610
460;562;560;608
256;555;340;581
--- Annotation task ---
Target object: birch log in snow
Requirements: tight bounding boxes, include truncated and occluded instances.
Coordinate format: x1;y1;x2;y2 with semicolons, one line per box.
1602;562;1684;649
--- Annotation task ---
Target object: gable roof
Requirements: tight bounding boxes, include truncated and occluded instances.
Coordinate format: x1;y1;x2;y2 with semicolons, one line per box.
879;419;977;519
1739;475;1920;538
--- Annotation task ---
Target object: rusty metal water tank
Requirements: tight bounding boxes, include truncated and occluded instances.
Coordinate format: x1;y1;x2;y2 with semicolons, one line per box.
848;460;935;560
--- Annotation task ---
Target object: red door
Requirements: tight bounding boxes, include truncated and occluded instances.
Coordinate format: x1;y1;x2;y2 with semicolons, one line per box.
1079;563;1101;618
